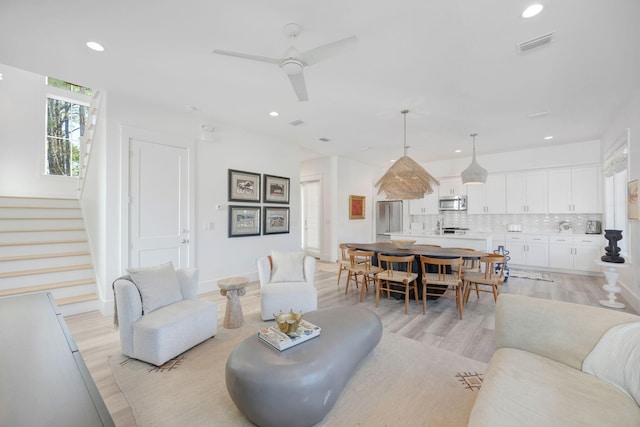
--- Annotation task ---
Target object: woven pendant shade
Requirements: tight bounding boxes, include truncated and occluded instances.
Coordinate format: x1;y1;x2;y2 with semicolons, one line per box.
375;110;440;200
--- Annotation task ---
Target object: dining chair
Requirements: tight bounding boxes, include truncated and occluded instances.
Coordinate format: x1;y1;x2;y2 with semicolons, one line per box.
419;256;465;319
463;254;507;303
450;247;481;275
375;254;421;314
336;243;354;288
345;250;380;301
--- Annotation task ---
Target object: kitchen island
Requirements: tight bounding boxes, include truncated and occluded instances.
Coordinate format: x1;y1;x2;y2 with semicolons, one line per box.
387;232;493;252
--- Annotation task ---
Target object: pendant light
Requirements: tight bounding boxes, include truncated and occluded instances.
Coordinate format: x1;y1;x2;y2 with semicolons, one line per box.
375;110;439;200
461;133;488;184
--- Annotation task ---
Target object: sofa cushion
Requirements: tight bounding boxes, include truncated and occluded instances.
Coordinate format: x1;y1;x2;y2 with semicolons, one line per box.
127;262;183;314
270;251;305;283
468;348;640;427
133;299;217;366
583;321;640;406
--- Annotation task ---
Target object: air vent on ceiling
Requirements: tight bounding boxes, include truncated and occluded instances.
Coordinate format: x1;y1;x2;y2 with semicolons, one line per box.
518;32;554;53
289;119;304;126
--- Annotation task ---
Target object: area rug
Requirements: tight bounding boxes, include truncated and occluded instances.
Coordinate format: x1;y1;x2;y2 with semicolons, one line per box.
109;316;486;427
509;270;554;282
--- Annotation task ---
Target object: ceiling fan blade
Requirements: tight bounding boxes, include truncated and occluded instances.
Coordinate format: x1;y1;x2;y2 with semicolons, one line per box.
301;36;357;66
288;72;309;102
213;49;281;65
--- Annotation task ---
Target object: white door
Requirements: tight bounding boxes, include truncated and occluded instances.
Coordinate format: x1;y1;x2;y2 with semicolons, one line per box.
301;180;321;258
129;138;191;268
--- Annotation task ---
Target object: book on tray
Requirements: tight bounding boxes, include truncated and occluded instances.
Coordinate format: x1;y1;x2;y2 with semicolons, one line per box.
258;319;321;351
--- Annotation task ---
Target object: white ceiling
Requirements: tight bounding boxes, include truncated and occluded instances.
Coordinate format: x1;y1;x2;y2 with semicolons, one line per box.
1;0;639;168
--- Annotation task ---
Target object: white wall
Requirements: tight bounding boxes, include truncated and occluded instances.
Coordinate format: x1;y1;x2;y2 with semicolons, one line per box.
0;64;79;197
102;93;303;299
600;90;640;311
301;156;379;263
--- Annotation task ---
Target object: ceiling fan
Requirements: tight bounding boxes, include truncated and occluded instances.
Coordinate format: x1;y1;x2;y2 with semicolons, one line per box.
213;23;357;102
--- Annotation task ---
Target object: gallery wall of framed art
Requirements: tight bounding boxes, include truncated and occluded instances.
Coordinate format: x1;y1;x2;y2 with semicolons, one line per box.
227;169;291;237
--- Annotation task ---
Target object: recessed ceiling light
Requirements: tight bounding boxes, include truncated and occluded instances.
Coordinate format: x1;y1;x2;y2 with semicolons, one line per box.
522;4;544;18
86;41;104;52
455;149;462;153
269;111;279;117
360;146;370;151
544;136;553;140
0;73;3;80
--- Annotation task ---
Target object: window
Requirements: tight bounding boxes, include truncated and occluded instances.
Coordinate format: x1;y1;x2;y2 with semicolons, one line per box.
603;129;629;255
45;77;91;177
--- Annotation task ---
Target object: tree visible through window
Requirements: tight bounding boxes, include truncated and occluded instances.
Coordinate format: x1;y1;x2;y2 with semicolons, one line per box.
45;78;92;177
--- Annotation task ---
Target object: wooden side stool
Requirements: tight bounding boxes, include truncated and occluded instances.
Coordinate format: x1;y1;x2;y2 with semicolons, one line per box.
218;276;249;329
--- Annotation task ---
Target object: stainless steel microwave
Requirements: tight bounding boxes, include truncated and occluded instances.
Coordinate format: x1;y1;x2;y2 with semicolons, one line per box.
439;196;467;211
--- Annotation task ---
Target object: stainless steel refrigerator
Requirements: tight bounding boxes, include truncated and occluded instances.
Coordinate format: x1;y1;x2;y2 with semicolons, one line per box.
376;200;403;241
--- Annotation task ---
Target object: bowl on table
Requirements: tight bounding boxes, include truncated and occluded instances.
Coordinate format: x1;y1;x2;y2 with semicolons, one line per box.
391;239;416;249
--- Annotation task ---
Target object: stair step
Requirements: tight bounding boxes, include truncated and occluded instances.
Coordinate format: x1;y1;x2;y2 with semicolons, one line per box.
0;278;95;297
0;251;90;262
0;228;85;233
0;264;93;279
0;205;79;210
0;239;87;247
56;292;97;306
0;196;79;208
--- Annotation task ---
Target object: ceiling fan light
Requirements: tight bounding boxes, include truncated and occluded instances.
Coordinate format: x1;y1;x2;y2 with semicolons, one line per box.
281;59;303;75
461;133;488;184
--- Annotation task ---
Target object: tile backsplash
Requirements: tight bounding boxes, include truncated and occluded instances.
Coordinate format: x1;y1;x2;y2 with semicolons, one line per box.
411;212;604;235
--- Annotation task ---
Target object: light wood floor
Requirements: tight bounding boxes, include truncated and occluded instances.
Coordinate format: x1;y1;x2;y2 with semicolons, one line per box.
65;262;637;427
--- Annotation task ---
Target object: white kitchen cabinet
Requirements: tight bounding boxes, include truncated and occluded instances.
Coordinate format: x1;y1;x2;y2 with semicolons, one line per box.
549;235;602;272
438;177;467;197
548;166;601;213
505;234;548;267
408;191;439;215
548;235;602;272
466;173;506;214
506;170;548;214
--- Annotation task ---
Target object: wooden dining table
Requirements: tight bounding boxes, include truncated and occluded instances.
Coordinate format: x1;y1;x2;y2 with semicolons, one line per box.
345;242;487;300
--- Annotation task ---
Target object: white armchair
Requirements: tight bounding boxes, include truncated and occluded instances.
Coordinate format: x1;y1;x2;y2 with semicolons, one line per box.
113;263;217;366
257;251;317;320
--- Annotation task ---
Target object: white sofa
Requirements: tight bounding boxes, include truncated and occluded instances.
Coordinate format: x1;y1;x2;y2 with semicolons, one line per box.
113;264;217;366
257;252;317;320
469;294;640;426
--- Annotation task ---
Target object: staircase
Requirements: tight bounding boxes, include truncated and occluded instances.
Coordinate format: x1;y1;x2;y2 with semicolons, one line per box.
0;196;99;316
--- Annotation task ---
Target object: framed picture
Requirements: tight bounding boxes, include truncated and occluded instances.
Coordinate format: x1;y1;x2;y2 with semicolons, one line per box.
228;205;261;237
263;206;290;235
264;174;290;204
349;195;365;220
628;179;639;220
228;169;261;202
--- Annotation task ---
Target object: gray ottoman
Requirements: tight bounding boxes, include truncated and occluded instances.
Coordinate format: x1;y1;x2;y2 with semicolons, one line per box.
225;306;383;427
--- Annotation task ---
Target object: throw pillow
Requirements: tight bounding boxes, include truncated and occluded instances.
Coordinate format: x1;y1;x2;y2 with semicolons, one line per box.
127;262;183;313
270;250;305;283
582;321;640;405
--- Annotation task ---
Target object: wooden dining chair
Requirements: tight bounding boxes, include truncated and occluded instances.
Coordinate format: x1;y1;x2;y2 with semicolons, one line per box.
450;247;481;275
345;250;380;301
336;243;352;288
420;256;465;319
463;254;507;303
375;254;421;314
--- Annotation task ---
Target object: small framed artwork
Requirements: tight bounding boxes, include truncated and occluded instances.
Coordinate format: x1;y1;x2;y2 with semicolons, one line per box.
349;195;365;220
628;179;639;220
228;169;261;203
264;174;290;204
228;205;261;237
263;206;290;235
